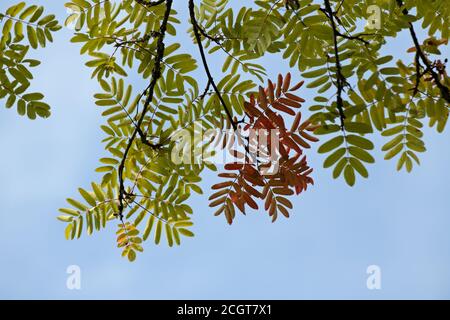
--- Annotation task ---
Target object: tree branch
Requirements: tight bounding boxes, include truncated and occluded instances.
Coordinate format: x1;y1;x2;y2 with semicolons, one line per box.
117;0;173;219
335;30;371;45
323;0;346;129
188;0;237;131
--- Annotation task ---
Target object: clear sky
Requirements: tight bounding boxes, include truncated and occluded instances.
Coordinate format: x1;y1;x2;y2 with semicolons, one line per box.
1;0;449;299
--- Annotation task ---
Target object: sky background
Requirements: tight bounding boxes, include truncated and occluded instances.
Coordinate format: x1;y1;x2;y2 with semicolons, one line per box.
1;0;449;299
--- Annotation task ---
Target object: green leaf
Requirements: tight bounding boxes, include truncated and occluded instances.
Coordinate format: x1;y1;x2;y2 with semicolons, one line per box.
318;136;344;154
78;188;96;207
127;249;136;262
155;220;162;245
344;165;355;186
323;148;346;168
349;158;368;178
178;228;194;237
348;147;375;163
347;135;374;150
345;122;372;134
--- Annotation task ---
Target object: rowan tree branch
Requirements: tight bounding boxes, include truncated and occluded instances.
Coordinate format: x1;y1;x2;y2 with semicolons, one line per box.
117;0;173;219
188;0;237;131
322;0;346;130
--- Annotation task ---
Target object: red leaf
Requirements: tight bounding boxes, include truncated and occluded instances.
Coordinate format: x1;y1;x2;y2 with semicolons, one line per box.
282;72;291;92
290;80;305;91
272;102;295;115
278;98;301;109
224;163;244;171
243;193;258;210
276;74;283;97
285;92;305;103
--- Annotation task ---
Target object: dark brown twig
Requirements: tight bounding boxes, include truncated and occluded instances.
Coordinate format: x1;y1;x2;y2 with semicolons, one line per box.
188;0;237;131
117;0;173;219
323;0;346;129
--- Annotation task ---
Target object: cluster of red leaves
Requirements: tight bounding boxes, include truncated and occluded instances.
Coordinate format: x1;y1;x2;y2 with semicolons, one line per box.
209;73;319;224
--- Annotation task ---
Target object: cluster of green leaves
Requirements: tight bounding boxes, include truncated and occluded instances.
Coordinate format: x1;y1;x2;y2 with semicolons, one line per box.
0;2;61;118
58;183;116;240
57;0;211;261
197;0;449;186
297;0;449;184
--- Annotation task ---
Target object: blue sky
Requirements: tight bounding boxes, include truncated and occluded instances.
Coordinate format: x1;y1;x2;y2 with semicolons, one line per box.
1;0;450;299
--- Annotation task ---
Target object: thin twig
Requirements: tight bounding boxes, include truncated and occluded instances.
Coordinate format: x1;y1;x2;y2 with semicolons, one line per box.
134;0;165;8
322;0;346;129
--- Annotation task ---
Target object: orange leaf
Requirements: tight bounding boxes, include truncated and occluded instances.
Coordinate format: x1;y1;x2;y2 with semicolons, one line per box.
282;72;291;92
290;80;305;91
267;80;275;103
244;101;261;117
285;92;305;103
214;206;225;216
291;112;302;131
278;98;301;108
209;196;226;207
264;189;273;210
224;163;244;170
276;74;283;97
224;206;233;224
258;86;268;110
218;173;238;178
291;133;311;149
212;181;233;190
242;182;263;199
298;120;311;131
268;201;277;217
272;102;295;115
276;196;293;209
299;130;319;142
209;189;231;200
278;205;290;218
234;198;246;214
273;187;294;196
243;193;258;210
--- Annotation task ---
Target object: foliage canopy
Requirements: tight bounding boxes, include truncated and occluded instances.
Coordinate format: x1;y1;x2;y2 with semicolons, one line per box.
1;0;449;261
